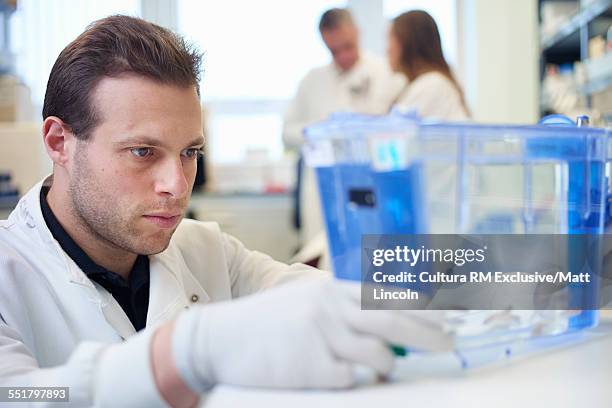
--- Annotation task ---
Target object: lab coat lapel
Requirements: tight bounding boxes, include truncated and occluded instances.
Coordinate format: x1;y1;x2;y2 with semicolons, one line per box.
63;256;137;340
146;244;211;329
17;180;136;339
98;286;137;339
65;237;213;338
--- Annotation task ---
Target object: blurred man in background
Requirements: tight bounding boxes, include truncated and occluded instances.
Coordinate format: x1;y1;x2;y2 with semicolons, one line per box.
283;8;403;264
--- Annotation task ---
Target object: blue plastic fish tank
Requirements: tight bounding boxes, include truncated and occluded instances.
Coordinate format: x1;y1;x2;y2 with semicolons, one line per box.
304;112;611;350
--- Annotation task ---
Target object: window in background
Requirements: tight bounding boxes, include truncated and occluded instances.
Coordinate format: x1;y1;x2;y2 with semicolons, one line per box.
10;0;141;111
177;0;346;165
383;0;457;67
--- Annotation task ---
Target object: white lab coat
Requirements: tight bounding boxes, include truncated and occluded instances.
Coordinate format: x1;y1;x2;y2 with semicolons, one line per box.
393;71;469;121
283;53;404;247
0;177;324;407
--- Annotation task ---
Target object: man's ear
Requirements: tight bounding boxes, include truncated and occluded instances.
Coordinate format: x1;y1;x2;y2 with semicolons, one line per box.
42;116;75;168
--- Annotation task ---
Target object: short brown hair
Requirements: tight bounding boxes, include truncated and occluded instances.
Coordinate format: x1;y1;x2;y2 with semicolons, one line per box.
318;8;354;32
43;15;202;140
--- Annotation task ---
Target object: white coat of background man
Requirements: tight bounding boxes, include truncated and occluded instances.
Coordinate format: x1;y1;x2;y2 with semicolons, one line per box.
283;8;404;255
0;15;450;408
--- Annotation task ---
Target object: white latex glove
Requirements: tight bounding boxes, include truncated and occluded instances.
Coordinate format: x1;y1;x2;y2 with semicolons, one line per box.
172;279;452;391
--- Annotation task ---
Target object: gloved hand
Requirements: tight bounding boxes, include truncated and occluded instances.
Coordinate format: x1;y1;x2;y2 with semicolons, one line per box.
172;279;452;391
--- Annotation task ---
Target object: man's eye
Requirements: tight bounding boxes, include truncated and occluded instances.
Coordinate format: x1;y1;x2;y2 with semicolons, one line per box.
182;148;202;160
130;147;153;158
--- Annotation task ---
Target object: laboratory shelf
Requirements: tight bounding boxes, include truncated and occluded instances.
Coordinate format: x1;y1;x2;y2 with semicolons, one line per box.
579;52;612;94
540;0;612;51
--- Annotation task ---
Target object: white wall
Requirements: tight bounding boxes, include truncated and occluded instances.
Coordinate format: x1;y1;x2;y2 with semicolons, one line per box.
141;0;177;31
460;0;539;124
349;0;385;55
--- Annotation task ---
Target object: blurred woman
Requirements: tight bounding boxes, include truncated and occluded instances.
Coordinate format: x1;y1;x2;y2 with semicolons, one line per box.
388;10;469;120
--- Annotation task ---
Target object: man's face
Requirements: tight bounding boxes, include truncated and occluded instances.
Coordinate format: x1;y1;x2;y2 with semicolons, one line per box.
67;75;204;255
321;23;360;71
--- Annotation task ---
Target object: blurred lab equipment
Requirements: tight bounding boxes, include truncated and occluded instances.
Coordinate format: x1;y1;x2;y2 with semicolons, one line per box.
304;111;610;363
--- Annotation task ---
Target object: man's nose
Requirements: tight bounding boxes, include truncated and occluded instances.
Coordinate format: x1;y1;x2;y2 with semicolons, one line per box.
155;158;189;200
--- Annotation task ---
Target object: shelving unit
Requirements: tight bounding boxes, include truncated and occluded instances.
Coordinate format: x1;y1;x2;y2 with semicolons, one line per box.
538;0;612;119
0;0;16;74
541;0;612;50
580;52;612;94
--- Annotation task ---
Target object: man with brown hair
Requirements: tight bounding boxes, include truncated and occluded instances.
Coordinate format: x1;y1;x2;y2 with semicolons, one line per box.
0;15;449;407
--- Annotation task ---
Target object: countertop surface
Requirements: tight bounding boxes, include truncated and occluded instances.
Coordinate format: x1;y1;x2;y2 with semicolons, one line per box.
202;316;612;408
